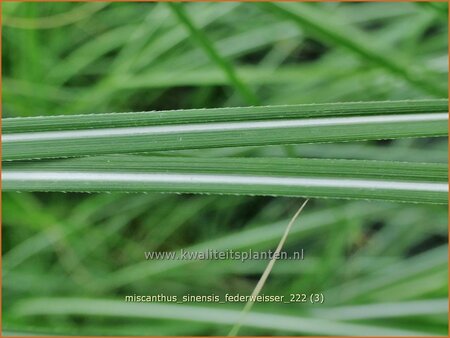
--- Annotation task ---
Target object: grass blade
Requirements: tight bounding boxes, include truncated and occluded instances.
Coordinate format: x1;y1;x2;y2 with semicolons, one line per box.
168;3;258;105
107;202;396;288
260;3;447;97
228;200;308;336
3;155;447;204
13;298;435;336
312;299;448;320
3;100;447;160
324;245;448;304
3;3;108;29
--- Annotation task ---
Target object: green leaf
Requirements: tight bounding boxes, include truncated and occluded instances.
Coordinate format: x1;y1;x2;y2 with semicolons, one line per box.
3;155;447;204
3;100;447;160
312;299;448;320
12;297;435;336
260;3;447;97
168;3;259;105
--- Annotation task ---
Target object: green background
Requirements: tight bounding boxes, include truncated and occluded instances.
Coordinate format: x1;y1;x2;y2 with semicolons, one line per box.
2;2;448;336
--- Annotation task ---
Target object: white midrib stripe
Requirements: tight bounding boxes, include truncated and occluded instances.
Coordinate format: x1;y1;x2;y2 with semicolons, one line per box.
3;113;447;142
3;171;447;193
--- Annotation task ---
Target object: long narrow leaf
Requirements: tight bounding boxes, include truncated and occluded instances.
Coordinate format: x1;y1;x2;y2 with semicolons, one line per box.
3;155;447;204
13;298;434;336
3;100;447;160
168;3;258;105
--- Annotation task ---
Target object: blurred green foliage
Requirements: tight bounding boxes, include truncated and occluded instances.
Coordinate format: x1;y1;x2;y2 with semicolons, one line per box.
2;2;448;336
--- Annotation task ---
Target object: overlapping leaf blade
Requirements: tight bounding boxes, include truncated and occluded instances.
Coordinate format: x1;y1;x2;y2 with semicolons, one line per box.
3;155;447;204
2;100;448;160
